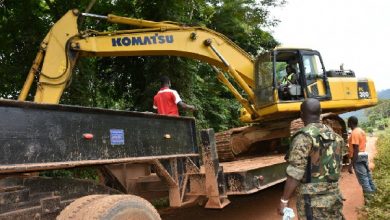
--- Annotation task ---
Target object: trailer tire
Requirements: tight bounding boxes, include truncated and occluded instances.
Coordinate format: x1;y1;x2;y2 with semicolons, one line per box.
58;195;161;220
57;194;108;220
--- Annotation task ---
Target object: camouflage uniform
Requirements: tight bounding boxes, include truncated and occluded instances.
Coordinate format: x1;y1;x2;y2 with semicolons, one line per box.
286;123;345;220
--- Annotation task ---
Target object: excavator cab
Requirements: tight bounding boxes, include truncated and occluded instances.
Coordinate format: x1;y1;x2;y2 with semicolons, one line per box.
254;48;329;108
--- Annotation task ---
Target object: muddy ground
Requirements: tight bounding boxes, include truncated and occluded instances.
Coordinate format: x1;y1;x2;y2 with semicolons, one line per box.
160;137;377;220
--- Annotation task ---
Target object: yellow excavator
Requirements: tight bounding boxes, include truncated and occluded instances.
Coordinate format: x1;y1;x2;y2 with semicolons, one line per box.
19;9;377;161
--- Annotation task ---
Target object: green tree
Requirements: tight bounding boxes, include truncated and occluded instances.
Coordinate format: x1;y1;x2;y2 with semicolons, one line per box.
363;99;390;130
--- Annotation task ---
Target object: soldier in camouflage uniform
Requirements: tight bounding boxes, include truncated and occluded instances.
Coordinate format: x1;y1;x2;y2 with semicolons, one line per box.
278;98;345;220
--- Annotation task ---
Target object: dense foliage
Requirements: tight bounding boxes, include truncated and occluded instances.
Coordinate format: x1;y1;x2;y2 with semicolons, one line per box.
362;131;390;219
361;100;390;132
359;99;390;218
0;0;284;131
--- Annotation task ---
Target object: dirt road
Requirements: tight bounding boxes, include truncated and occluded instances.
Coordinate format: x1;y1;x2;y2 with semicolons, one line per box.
341;136;377;219
160;137;377;220
160;183;294;220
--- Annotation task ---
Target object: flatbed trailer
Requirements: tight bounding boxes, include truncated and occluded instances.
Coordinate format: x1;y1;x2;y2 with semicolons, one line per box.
0;100;287;219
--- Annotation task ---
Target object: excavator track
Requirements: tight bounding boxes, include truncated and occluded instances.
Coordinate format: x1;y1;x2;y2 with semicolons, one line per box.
215;130;236;162
215;122;290;162
290;113;347;139
216;113;347;162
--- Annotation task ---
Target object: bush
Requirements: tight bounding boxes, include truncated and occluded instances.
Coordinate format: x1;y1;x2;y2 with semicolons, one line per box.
362;131;390;219
40;167;99;182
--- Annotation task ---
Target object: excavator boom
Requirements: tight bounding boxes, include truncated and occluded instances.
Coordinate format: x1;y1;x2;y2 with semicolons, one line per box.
20;9;258;119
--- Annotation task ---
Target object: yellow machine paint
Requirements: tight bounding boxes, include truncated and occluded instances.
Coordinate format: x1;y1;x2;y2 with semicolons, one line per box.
19;9;377;124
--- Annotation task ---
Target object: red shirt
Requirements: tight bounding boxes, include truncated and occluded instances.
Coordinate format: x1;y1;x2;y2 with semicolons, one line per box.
153;87;182;116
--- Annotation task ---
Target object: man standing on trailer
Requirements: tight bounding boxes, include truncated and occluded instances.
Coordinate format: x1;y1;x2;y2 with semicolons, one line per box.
153;76;195;116
278;98;345;219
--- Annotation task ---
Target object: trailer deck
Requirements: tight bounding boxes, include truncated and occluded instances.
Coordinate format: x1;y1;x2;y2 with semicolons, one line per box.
198;154;287;195
220;154;285;173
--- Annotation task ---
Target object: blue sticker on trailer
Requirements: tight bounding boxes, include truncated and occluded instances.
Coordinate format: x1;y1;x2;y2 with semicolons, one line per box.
110;129;125;145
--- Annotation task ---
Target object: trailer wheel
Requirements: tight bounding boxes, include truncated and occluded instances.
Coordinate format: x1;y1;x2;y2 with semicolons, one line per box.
58;195;161;220
57;194;108;220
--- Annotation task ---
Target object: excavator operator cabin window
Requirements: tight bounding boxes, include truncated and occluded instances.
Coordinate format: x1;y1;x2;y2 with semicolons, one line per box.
274;51;300;85
275;62;300;85
274;51;303;101
254;52;274;107
302;54;327;98
303;54;324;85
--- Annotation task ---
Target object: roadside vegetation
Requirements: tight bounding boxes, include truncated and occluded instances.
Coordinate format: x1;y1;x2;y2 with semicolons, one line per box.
360;99;390;132
357;99;390;219
40;167;100;181
361;130;390;219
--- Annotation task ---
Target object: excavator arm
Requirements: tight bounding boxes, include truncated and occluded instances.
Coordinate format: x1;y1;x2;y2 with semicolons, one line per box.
19;10;79;103
19;9;259;120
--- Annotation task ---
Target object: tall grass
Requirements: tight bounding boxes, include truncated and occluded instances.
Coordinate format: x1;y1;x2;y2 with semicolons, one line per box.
362;131;390;219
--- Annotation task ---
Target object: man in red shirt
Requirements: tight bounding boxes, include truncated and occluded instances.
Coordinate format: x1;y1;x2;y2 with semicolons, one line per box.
153;76;195;116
